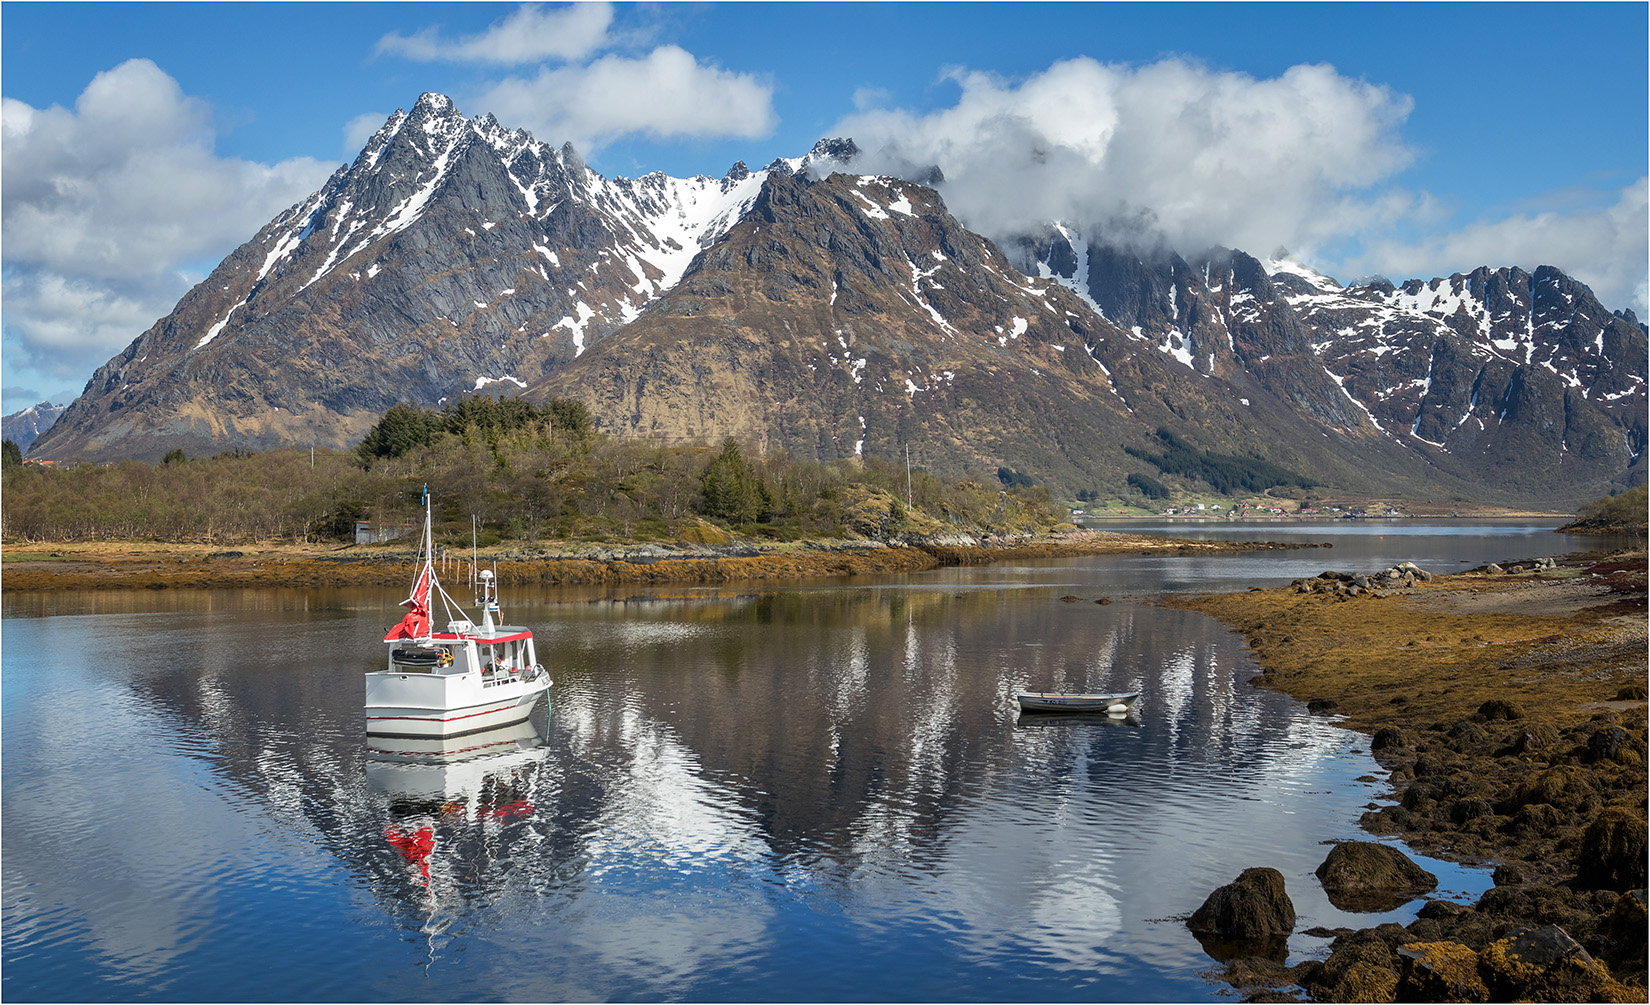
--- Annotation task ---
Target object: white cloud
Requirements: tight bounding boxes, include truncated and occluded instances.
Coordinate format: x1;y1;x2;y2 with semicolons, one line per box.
472;46;776;153
0;59;335;402
1;272;184;380
343;112;389;157
1348;178;1649;315
834;58;1417;260
376;2;614;65
831;56;1649;316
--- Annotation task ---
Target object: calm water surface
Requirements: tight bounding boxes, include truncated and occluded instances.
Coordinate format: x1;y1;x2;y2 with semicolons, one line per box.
2;523;1613;1001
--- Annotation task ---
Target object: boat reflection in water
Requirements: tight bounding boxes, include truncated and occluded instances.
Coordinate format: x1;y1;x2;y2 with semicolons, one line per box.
366;719;549;968
365;718;546;765
1014;709;1142;729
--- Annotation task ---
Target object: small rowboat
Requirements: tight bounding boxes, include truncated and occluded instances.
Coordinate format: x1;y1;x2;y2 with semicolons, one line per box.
1015;691;1141;713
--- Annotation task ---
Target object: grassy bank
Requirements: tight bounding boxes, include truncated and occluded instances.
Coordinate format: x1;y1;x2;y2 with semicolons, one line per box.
0;530;1320;592
1166;552;1648;1001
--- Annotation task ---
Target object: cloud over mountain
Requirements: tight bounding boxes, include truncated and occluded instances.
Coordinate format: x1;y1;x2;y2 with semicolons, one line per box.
0;59;332;396
472;46;776;154
832;55;1647;316
1351;177;1649;317
835;58;1417;257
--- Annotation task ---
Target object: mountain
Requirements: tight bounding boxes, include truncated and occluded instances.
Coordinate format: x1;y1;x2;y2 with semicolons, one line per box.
517;171;1438;499
1;401;65;453
31;94;843;462
29;94;1647;507
1009;228;1647;500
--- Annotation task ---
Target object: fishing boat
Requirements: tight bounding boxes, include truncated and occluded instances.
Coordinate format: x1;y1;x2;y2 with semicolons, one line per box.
1015;691;1141;714
364;491;550;739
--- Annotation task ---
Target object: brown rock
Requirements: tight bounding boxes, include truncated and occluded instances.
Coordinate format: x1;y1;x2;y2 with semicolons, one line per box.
1514;765;1597;812
1329;961;1398;1002
1312;933;1402;1003
1395;941;1489;1002
1479;925;1638;1002
1573;808;1648;891
1583;724;1644;765
1599;890;1648;980
1511;801;1561;835
1315;841;1438;912
1509;722;1560;755
1187;867;1296;962
1478;698;1527;721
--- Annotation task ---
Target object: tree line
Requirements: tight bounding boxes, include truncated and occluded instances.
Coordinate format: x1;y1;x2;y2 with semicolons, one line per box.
1123;428;1316;495
1;399;1069;545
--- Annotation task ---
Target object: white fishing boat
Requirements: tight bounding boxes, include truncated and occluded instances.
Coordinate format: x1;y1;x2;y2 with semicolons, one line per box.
364;491;550;739
1015;691;1141;713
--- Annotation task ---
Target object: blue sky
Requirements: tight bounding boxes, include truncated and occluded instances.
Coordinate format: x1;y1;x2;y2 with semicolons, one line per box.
3;2;1645;413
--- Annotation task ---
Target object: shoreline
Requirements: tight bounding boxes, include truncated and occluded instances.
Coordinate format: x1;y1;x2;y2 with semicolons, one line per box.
0;529;1321;592
1165;551;1648;1001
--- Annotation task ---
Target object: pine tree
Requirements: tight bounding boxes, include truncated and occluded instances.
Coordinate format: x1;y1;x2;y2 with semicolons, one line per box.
700;438;772;523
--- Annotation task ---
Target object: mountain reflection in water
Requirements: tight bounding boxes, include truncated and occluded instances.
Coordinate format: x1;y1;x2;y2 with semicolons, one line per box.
5;525;1606;1001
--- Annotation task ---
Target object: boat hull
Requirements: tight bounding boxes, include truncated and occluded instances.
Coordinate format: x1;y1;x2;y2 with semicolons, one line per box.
1015;691;1141;713
365;671;549;738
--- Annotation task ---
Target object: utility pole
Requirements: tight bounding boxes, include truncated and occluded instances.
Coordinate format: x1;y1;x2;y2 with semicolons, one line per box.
905;444;912;507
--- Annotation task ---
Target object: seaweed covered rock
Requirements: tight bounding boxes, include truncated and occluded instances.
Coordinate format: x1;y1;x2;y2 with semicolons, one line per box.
1315;841;1438;912
1309;927;1405;1002
1187;867;1295;961
1573;808;1648;891
1395;941;1489;1002
1514;765;1598;813
1598;890;1648;980
1479;924;1639;1002
1582;724;1645;766
1477;698;1527;721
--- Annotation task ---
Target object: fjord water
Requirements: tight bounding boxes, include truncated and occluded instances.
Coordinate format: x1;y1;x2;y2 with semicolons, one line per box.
2;523;1611;1002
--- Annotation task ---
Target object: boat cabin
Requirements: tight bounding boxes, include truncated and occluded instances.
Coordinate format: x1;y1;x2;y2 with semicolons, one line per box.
387;620;537;683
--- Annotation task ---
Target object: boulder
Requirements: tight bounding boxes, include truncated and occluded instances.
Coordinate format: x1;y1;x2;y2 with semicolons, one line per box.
1573;808;1648;891
1446;719;1489;751
1477;698;1527;721
1582;724;1642;765
1395;561;1431;581
1310;930;1403;1002
1187;867;1296;961
1510;801;1561;836
1599;890;1648;979
1479;924;1634;1002
1508;722;1559;755
1370;726;1411;753
1514;765;1596;812
1395;941;1489;1002
1315;841;1438;912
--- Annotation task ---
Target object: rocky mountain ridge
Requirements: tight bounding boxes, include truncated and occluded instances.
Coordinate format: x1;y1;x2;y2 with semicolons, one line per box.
1;401;64;453
1010;227;1646;500
27;94;1646;506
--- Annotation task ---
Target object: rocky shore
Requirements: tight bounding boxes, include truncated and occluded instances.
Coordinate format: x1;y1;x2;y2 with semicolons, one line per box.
1168;552;1648;1002
0;529;1319;592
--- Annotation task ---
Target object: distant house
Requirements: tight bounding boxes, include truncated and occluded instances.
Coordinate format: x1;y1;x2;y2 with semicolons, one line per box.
355;520;415;545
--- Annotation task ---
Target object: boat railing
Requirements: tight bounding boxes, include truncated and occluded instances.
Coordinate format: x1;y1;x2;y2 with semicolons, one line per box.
480;664;543;688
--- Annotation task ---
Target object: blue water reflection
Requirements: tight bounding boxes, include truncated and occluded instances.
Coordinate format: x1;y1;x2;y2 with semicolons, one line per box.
3;525;1604;1001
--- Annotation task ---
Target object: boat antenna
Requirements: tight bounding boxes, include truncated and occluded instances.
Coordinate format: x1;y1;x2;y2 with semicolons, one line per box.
420;485;432;569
